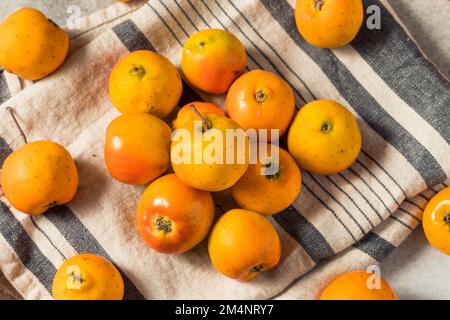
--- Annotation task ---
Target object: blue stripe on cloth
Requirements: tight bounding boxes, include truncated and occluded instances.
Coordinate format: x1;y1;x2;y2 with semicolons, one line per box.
260;0;446;187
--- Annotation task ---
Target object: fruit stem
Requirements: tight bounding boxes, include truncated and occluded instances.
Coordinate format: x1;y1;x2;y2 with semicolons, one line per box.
314;0;324;11
190;104;212;131
444;213;450;227
250;264;264;273
6;106;28;144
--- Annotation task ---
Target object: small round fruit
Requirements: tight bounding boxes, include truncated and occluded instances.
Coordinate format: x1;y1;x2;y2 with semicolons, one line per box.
320;271;398;300
0;8;69;80
109;50;182;118
422;186;450;255
295;0;364;48
287;100;361;175
208;209;281;281
52;254;124;300
182;29;246;94
230;145;301;215
172;101;225;129
171;112;249;192
137;174;215;254
1;141;78;215
226;70;295;141
104;112;172;185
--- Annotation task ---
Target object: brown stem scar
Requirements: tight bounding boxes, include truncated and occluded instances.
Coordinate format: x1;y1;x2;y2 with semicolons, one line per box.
444;213;450;227
314;0;324;11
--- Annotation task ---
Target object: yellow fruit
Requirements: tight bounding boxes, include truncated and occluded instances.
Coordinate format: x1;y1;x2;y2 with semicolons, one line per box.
0;8;69;80
109;50;182;118
171;111;249;192
287;100;361;175
1;141;78;215
52;254;124;300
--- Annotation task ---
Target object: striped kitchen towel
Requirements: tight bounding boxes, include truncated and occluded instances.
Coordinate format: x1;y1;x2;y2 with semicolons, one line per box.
0;0;449;300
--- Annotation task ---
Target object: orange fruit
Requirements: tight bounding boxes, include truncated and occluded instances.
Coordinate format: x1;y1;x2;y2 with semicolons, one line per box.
0;8;69;80
422;186;450;255
230;145;301;215
226;70;295;141
1;141;78;215
208;209;281;281
295;0;364;48
182;29;246;94
104;112;172;185
137;174;215;254
320;270;398;300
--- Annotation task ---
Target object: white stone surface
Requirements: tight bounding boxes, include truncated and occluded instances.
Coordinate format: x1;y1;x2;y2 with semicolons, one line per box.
0;0;449;299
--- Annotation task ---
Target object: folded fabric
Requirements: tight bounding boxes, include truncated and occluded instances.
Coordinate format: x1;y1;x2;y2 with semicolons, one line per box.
0;0;448;300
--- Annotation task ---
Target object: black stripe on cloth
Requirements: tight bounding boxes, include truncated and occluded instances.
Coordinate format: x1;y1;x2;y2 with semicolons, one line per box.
0;201;56;293
347;167;394;216
325;176;375;227
389;215;414;231
357;159;402;206
302;183;357;241
337;172;384;220
274;206;335;263
174;0;200;32
44;206;145;299
355;0;450;144
0;136;11;167
360;149;408;200
260;0;446;187
112;20;154;52
0;69;11;105
112;19;202;105
353;231;396;262
306;172;366;235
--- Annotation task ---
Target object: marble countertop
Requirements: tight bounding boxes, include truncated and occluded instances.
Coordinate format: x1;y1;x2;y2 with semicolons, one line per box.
0;0;449;300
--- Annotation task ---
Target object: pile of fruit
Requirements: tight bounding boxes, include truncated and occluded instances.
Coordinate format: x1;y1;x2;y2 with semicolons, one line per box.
0;1;448;301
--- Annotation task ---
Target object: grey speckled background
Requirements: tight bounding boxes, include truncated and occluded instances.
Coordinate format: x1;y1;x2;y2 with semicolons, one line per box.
0;0;449;300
